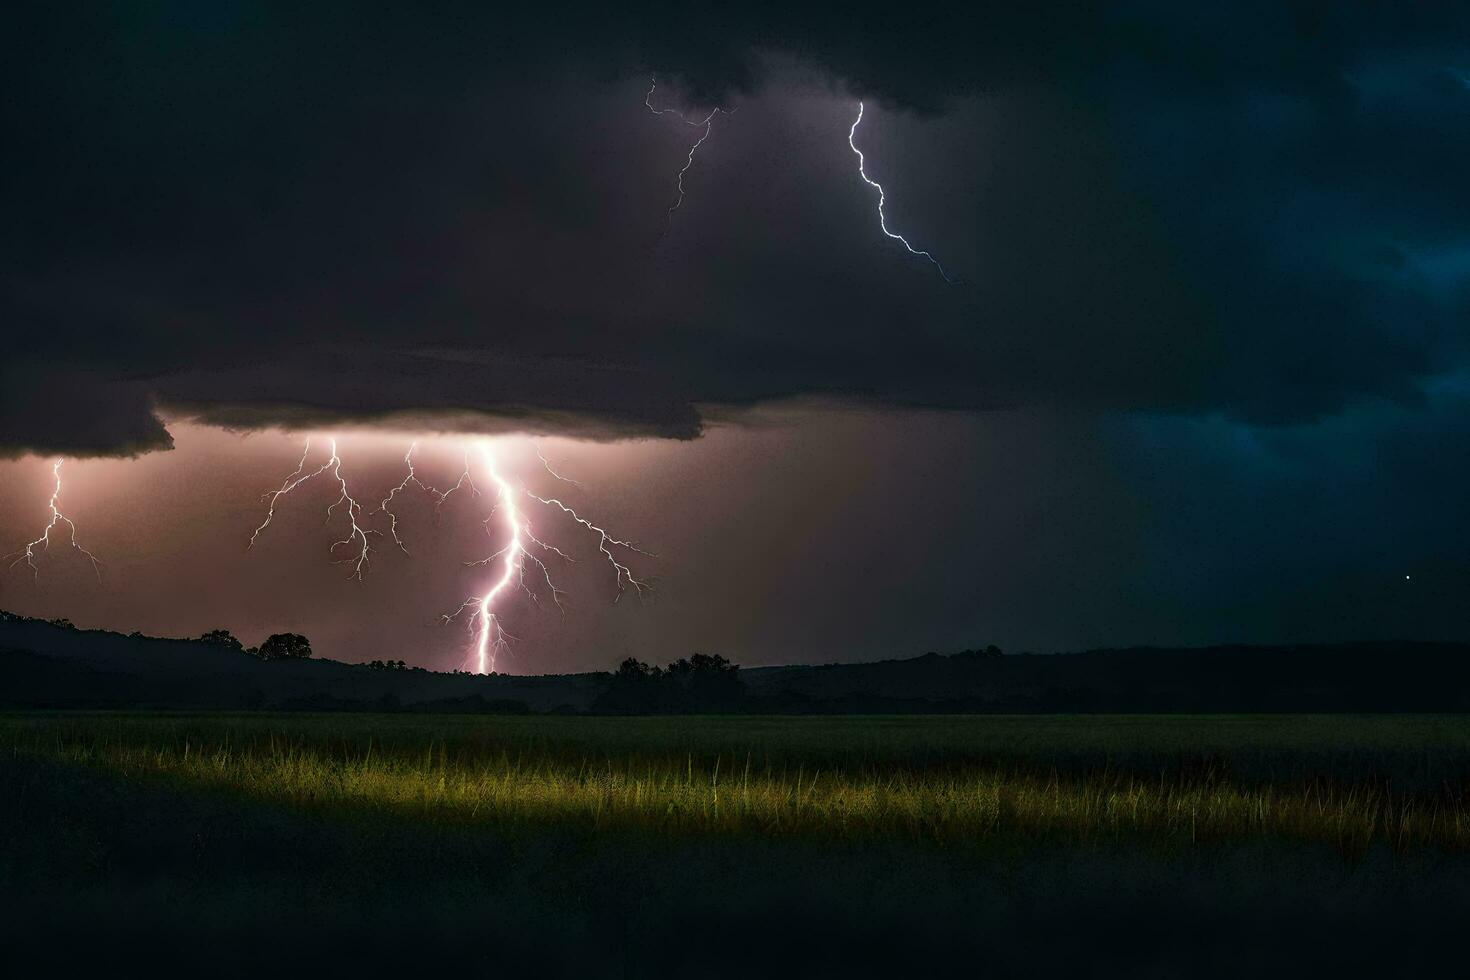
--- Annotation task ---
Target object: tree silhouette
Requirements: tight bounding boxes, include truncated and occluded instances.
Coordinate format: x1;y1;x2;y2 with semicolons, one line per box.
615;657;656;680
667;653;742;709
596;653;743;713
258;632;313;661
198;629;244;652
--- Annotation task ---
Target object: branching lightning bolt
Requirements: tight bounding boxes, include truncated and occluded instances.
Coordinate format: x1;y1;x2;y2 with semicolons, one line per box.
323;442;376;579
442;443;523;674
245;435;650;672
434;452;481;519
443;440;652;673
249;437;377;580
378;441;447;555
535;445;583;489
645;76;731;225
4;459;102;582
249;438;330;548
522;491;653;603
848;101;957;283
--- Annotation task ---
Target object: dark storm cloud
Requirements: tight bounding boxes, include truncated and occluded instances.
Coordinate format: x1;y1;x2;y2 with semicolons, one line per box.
4;3;1470;454
0;370;171;460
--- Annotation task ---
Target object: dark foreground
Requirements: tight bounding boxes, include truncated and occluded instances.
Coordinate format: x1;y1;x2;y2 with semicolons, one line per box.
3;713;1468;976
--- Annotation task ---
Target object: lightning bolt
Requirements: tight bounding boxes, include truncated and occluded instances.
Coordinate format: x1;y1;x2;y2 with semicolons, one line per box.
645;76;732;225
523;491;652;603
443;442;522;674
443;440;652;673
323;441;376;579
378;441;445;555
4;459;102;582
848;101;957;283
433;451;481;519
249;438;330;548
245;435;649;671
535;444;583;489
249;437;377;579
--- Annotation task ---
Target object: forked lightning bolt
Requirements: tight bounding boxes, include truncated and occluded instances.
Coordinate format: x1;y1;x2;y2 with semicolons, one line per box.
323;442;375;578
443;440;652;674
4;459;102;582
442;443;522;675
246;436;650;672
848;101;957;283
433;452;480;518
379;441;452;555
249;438;329;546
645;76;732;225
523;492;652;603
249;437;377;579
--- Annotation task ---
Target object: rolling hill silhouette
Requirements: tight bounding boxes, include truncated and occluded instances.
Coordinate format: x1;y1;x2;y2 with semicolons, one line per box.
5;611;1469;713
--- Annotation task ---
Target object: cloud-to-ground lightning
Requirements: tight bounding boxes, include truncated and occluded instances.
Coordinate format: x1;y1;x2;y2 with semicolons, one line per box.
443;442;523;674
244;434;650;672
847;101;957;283
443;440;653;673
249;437;378;579
3;459;102;582
644;76;732;225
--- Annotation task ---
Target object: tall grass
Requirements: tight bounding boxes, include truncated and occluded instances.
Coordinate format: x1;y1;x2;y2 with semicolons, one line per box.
6;712;1470;855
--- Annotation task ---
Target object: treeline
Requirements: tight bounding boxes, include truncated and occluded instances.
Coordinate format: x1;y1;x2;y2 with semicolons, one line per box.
0;611;315;664
593;654;744;713
15;609;1470;715
196;629;312;661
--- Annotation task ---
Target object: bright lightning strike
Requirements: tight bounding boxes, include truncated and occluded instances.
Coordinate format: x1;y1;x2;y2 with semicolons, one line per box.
323;441;375;579
444;442;523;674
444;440;652;674
645;76;732;225
4;459;102;582
249;437;378;579
848;101;957;283
245;434;650;671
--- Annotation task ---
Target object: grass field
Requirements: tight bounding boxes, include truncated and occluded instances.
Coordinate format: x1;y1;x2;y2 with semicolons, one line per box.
5;712;1470;974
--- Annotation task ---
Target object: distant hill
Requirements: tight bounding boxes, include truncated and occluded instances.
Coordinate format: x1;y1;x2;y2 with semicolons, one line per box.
0;613;601;713
740;644;1470;713
4;611;1470;713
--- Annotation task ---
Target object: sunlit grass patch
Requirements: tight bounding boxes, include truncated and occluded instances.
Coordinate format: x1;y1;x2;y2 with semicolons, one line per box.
6;712;1470;855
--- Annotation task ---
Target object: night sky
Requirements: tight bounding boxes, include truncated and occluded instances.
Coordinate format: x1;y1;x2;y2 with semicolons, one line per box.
2;5;1468;671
